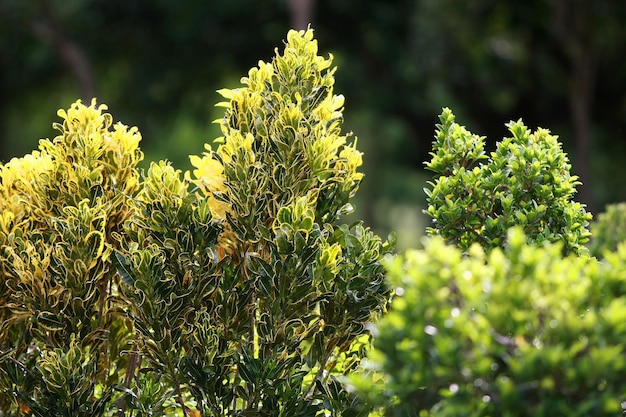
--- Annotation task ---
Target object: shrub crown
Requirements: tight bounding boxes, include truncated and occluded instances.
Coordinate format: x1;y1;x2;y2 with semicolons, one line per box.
425;108;591;255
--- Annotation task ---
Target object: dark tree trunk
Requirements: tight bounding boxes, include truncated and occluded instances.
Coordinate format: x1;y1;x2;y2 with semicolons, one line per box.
287;0;315;30
553;0;597;213
570;44;595;213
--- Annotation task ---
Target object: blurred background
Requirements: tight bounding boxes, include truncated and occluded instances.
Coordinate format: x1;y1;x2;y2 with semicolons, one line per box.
1;0;625;249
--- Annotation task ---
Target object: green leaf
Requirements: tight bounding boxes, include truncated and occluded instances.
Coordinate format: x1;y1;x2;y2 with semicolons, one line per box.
112;249;135;286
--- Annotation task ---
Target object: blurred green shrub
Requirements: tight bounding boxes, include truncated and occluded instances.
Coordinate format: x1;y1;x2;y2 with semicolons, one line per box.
348;110;624;416
0;28;391;416
588;202;626;258
351;228;626;416
424;108;591;255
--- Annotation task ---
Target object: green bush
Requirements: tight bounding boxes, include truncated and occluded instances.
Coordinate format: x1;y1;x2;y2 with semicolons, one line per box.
348;110;624;416
0;28;391;416
351;228;626;416
589;202;626;258
424;108;591;255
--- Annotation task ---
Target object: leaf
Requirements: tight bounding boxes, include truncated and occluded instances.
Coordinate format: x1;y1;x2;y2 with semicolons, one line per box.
112;249;135;286
37;311;66;331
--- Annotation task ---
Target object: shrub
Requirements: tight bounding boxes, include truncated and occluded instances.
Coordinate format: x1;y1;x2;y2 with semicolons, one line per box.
349;110;623;416
424;108;591;255
351;228;626;416
0;28;391;416
0;101;141;415
588;202;626;258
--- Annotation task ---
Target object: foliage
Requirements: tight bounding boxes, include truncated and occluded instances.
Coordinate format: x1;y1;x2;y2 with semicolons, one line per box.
0;28;391;416
0;99;141;415
351;228;626;416
588;202;626;258
424;108;591;255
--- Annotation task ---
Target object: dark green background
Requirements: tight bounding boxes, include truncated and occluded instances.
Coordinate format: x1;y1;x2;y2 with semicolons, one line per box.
1;0;624;248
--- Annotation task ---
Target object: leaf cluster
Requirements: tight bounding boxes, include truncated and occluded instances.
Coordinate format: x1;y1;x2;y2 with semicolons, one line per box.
425;108;591;255
353;229;626;416
588;202;626;258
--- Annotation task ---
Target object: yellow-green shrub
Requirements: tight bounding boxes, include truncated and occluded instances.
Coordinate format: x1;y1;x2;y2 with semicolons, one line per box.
349;111;623;416
0;28;391;416
351;229;626;416
0;99;143;415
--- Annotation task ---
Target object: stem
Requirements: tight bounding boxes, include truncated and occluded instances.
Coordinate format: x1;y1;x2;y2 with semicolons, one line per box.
231;364;239;413
156;341;188;417
117;348;140;417
303;338;338;399
466;226;490;246
168;361;189;416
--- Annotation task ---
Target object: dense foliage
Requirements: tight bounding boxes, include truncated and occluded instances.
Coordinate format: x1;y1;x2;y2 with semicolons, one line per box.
349;111;624;416
589;202;626;258
0;29;391;416
2;21;626;417
352;230;625;416
425;108;591;255
0;100;141;416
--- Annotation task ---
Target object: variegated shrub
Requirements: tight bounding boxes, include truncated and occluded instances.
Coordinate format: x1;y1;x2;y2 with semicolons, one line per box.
0;28;391;416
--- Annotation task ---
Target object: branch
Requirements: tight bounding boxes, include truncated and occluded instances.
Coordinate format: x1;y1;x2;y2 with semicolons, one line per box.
28;0;96;100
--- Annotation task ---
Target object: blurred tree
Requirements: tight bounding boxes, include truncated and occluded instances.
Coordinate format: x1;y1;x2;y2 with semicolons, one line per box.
549;0;623;213
0;0;290;165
